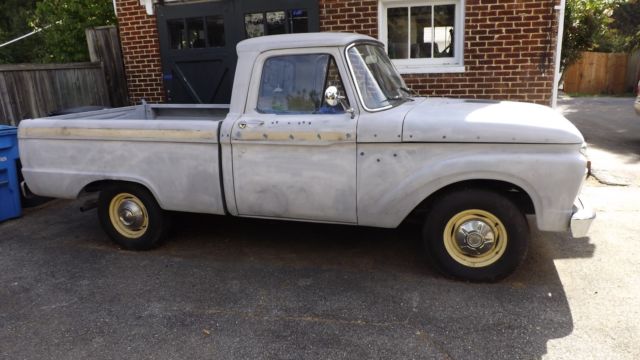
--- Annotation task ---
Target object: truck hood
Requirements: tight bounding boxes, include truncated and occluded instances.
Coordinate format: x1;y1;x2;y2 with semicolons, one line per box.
402;98;584;144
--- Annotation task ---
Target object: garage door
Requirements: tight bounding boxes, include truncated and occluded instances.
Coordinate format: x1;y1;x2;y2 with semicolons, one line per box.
157;0;319;104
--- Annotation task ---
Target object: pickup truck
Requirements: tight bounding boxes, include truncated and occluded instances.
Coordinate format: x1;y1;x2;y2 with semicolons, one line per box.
18;33;595;281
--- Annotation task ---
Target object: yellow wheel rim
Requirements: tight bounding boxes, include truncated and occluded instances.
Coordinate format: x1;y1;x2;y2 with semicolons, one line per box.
443;209;508;268
108;193;149;239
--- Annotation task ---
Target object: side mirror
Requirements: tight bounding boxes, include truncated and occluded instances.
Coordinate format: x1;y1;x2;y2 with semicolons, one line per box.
324;86;355;119
324;86;340;107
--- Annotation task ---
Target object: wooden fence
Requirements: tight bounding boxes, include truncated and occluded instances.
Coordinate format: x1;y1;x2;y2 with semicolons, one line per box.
0;25;127;126
0;62;110;126
564;52;629;95
86;26;129;108
628;50;640;92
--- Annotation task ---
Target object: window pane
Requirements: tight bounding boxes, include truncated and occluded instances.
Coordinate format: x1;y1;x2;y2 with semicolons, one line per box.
206;16;225;47
168;19;185;49
387;7;408;59
289;9;308;33
245;13;264;38
258;54;330;114
348;44;408;110
410;6;433;59
266;11;286;35
434;5;455;58
186;18;205;48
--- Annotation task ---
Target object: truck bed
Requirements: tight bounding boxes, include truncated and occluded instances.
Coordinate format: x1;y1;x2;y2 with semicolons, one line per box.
18;103;229;215
49;103;230;122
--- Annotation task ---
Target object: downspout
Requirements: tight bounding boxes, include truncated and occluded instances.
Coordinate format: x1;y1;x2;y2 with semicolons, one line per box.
112;0;117;16
552;0;566;108
144;0;155;15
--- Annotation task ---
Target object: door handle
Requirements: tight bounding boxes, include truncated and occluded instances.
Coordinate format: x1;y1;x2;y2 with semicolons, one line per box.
238;119;264;129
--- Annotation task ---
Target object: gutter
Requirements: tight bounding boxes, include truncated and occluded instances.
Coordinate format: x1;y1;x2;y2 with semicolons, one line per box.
551;0;567;108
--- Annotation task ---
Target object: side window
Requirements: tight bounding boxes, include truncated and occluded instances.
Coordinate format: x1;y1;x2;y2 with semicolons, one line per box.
257;54;348;114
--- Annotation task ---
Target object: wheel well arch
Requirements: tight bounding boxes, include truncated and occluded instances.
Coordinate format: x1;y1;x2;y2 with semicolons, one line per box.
404;179;536;224
81;180;158;200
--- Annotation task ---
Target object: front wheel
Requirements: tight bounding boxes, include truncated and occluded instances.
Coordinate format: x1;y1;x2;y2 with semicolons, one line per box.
97;183;167;250
423;189;529;282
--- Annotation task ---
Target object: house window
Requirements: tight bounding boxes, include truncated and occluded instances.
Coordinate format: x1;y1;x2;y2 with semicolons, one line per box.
379;0;465;74
167;15;225;49
244;9;309;38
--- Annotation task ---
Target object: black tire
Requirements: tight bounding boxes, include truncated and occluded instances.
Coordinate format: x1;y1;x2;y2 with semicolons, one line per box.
423;188;529;282
97;183;167;250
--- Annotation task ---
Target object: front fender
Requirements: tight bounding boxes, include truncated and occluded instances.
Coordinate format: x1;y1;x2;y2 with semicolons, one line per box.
356;143;585;232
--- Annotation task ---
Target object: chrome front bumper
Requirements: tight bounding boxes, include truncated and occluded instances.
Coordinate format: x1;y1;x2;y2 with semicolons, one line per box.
571;198;596;238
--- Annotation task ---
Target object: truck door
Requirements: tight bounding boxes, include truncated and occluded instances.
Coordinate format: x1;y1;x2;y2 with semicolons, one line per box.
231;49;358;223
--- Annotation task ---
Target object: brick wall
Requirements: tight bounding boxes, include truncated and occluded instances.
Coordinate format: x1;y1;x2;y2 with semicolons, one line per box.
319;0;378;35
117;0;560;105
320;0;560;105
115;0;164;104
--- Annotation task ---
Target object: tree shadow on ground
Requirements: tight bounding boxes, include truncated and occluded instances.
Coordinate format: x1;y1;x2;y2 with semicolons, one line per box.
151;212;595;359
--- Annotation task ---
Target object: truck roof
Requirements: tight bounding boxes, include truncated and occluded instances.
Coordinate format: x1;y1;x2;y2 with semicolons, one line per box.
236;32;379;53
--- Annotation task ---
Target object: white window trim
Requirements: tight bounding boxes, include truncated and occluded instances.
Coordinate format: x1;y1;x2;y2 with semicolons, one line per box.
378;0;465;74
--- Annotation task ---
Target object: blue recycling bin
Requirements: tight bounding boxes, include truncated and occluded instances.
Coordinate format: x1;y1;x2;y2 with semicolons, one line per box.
0;125;21;222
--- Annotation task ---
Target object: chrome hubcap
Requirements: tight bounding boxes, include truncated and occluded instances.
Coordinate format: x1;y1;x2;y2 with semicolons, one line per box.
443;209;507;268
109;193;149;238
118;200;144;230
454;219;496;256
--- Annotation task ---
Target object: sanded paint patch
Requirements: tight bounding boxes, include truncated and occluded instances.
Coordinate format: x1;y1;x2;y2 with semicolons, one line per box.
18;127;218;143
234;130;350;143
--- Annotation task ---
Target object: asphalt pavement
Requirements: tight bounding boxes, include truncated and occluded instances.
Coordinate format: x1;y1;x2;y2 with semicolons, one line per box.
0;96;638;359
557;96;640;185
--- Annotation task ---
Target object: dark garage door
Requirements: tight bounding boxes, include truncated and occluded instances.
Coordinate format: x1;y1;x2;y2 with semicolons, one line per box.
157;0;319;104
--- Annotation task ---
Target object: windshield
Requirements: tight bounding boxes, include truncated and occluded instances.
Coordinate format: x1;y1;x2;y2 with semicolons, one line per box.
346;43;410;111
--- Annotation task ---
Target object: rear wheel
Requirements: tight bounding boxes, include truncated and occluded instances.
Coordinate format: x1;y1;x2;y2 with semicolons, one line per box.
97;184;167;250
423;189;529;282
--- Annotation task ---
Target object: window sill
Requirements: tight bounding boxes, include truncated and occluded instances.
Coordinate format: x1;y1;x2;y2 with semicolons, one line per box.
395;65;466;74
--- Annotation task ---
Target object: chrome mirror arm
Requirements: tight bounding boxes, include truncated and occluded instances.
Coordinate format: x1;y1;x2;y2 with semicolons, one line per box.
325;86;355;119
